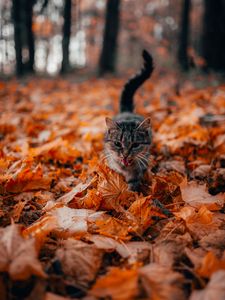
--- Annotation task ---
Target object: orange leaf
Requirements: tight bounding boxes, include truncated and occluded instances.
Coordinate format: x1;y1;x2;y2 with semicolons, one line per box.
90;267;139;300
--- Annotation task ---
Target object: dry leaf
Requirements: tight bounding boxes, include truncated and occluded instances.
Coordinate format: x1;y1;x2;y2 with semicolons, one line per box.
139;263;186;300
56;239;103;288
197;251;225;278
180;180;224;210
89;267;139;300
190;271;225;300
24;206;105;239
0;223;46;280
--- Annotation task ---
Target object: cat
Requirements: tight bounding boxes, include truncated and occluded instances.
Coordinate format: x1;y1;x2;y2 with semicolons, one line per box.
104;50;154;191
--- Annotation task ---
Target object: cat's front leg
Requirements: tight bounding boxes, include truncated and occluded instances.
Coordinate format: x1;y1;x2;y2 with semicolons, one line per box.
126;173;143;192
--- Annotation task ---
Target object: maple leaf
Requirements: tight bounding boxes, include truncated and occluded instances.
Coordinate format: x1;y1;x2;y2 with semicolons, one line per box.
129;196;171;233
56;239;103;288
95;214;133;240
24;206;105;239
0;223;46;280
199;230;225;256
5;163;52;193
180;179;224;210
190;271;225;300
89;267;139;300
153;239;186;268
56;177;97;205
139;263;186;300
197;252;225;278
175;206;223;239
98;169;135;210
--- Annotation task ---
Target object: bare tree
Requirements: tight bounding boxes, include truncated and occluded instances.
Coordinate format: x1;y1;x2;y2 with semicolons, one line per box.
25;0;35;73
61;0;72;73
178;0;191;71
12;0;35;76
202;0;225;71
99;0;120;75
12;0;23;76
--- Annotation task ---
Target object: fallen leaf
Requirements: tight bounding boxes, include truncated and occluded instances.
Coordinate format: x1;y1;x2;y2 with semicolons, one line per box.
56;177;97;205
0;223;46;280
56;239;103;288
197;251;225;278
139;263;186;300
98;169;135;210
89;267;139;300
180;180;224;210
190;270;225;300
24;206;105;239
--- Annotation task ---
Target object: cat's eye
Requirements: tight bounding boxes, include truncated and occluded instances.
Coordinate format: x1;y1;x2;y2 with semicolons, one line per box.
132;143;140;149
114;141;122;148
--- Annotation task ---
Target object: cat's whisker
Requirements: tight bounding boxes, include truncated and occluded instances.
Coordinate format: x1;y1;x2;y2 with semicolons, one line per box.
136;160;142;171
138;156;149;168
138;158;147;169
137;155;148;169
101;153;113;162
138;153;149;164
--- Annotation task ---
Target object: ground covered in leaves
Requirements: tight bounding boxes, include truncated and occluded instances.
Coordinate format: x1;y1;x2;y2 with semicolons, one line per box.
0;74;225;300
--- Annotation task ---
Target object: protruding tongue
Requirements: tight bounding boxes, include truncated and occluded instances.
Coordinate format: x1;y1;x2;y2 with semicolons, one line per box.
122;158;131;167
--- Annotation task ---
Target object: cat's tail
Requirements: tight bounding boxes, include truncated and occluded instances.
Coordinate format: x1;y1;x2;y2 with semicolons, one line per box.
120;49;154;113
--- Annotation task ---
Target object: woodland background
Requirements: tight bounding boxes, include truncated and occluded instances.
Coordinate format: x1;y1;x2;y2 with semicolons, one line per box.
0;1;225;300
0;0;225;77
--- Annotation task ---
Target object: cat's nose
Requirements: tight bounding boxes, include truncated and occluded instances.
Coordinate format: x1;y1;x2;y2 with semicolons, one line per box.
122;151;129;158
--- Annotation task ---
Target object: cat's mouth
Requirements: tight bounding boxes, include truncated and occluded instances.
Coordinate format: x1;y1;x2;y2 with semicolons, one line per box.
121;158;133;167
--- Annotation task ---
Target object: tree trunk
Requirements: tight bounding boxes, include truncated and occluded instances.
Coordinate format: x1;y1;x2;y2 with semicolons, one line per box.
25;0;35;73
99;0;120;75
178;0;191;71
61;0;72;74
12;0;24;76
202;0;225;71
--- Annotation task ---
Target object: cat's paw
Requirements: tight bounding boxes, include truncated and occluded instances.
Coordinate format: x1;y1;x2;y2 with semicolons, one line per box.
128;181;141;192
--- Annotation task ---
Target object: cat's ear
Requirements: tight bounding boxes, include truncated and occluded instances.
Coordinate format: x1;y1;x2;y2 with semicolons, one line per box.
105;117;119;130
137;117;151;130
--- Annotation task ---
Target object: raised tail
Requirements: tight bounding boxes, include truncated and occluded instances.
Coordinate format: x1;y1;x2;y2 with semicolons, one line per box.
120;49;154;113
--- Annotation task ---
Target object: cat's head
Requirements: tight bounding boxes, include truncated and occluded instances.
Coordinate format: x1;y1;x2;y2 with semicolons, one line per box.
104;117;152;168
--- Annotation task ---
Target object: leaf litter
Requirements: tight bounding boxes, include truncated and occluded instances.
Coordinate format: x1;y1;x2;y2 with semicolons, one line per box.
0;76;224;299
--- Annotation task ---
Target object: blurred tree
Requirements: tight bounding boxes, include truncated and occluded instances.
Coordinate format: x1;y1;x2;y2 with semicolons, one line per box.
178;0;191;71
202;0;225;71
25;0;35;73
12;0;23;76
99;0;120;75
61;0;72;73
12;0;35;76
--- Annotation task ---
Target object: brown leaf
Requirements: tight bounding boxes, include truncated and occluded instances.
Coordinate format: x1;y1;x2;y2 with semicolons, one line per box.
89;235;151;263
180;180;224;210
190;271;225;300
199;230;225;257
197;252;225;278
5;163;51;193
89;267;139;300
24;206;105;239
129;196;170;233
139;263;186;300
0;223;46;280
98;169;135;210
153;240;185;268
56;177;97;205
56;239;103;288
95;214;133;240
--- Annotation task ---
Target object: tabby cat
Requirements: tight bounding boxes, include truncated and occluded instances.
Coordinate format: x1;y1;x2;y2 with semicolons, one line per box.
104;50;154;191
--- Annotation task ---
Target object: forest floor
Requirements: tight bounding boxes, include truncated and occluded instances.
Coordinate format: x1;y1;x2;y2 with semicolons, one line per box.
0;72;225;300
